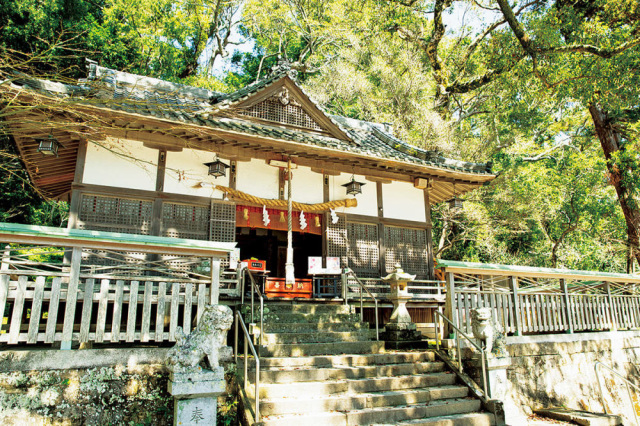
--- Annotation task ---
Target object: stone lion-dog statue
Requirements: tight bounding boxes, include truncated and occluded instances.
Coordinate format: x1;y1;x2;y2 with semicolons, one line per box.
470;307;507;358
167;304;233;371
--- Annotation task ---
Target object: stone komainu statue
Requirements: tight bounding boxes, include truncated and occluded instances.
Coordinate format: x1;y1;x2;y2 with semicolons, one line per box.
470;307;507;358
167;304;233;371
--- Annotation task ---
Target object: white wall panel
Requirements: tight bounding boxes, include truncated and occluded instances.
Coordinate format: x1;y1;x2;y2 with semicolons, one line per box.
291;165;324;204
382;181;426;222
83;137;157;191
328;173;378;218
236;159;279;200
164;148;229;198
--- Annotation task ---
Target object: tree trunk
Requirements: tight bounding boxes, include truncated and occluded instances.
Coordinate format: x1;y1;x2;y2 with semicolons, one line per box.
589;104;640;270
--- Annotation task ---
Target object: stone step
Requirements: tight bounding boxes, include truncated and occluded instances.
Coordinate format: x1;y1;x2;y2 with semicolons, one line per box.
249;351;437;368
260;398;482;426
263;321;368;333
253;361;446;384
251;372;457;399
259;385;469;416
265;303;354;315
382;412;496;426
262;312;361;323
258;340;385;357
262;330;371;345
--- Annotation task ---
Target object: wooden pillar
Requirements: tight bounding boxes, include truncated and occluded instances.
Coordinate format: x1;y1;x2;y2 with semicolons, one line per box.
229;160;237;190
67;140;88;231
510;276;523;336
444;271;457;336
322;174;329;268
210;259;221;305
376;182;386;276
61;246;82;350
560;278;574;334
605;281;617;332
424;187;434;280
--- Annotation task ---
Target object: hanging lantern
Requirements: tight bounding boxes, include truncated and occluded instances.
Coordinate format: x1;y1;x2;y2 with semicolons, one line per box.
342;174;365;196
204;155;229;178
449;197;464;210
449;183;464;211
36;134;61;157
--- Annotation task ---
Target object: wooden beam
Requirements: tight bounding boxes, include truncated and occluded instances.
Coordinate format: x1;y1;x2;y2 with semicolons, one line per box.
34;172;75;186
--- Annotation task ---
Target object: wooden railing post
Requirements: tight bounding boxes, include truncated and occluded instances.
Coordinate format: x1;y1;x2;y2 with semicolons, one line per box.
1;245;10;271
444;272;457;337
341;271;348;304
560;278;574;334
61;246;82;350
509;276;523;336
210;258;221;305
604;281;617;332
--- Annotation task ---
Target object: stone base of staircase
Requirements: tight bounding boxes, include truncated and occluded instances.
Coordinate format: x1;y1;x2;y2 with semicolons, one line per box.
238;302;497;426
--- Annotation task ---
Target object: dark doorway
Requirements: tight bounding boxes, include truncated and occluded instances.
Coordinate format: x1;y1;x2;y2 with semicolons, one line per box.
235;228;322;278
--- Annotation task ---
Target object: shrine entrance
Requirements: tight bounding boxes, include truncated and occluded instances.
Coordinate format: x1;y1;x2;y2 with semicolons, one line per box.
235;227;322;278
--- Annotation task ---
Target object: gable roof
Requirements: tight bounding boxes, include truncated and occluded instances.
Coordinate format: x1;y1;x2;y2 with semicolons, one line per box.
2;61;496;200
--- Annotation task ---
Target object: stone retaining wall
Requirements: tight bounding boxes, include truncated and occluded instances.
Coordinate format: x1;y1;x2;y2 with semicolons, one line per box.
503;330;640;425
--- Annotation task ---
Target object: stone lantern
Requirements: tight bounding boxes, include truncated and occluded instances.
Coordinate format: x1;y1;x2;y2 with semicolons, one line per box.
380;263;422;347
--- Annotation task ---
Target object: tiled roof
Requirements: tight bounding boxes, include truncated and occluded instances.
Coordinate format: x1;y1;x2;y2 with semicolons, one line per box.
12;62;493;176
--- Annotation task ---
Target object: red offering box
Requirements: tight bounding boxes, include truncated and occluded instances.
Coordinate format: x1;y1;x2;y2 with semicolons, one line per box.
243;259;266;272
265;278;312;299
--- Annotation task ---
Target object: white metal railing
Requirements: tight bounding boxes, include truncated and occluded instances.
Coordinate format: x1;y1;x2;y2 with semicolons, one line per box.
434;310;489;398
234;311;260;422
239;267;264;348
342;268;379;341
595;361;640;425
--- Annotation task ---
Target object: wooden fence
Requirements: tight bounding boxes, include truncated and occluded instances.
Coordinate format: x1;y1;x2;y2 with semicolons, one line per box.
0;223;235;349
439;260;640;337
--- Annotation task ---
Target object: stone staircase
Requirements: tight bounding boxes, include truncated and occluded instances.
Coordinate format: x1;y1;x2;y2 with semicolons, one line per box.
240;302;495;426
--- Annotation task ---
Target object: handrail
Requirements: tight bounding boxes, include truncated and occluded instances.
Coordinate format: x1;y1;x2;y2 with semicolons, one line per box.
240;267;264;348
234;311;260;422
595;361;640;425
343;268;379;341
434;310;489;398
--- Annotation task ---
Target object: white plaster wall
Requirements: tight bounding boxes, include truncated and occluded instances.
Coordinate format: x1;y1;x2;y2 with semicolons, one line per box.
382;181;426;222
291;165;323;204
328;173;377;217
164;148;229;198
236;159;279;200
83;137;157;191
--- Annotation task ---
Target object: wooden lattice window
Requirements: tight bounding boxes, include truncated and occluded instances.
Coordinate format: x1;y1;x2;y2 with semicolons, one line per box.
240;89;326;132
384;226;428;278
210;200;236;242
78;194;153;235
162;202;210;241
346;222;380;278
327;215;347;268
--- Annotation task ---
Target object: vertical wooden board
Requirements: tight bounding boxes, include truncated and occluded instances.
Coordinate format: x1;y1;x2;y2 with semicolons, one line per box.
526;295;534;333
588;296;596;329
535;294;543;332
504;294;513;333
542;295;550;332
27;276;46;343
95;279;110;343
62;246;82;348
632;296;639;327
111;280;124;343
141;281;152;342
0;275;9;335
579;295;587;331
155;281;167;343
597;295;605;330
45;278;61;343
463;292;471;334
79;279;95;343
602;294;611;330
184;282;193;334
126;281;139;342
559;295;568;331
495;293;504;331
9;276;28;344
197;283;206;324
169;283;179;341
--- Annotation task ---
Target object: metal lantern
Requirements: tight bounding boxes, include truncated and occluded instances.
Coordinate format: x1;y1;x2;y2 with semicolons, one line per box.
449;183;463;210
204;156;229;178
36;134;60;157
342;175;366;196
449;197;464;210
